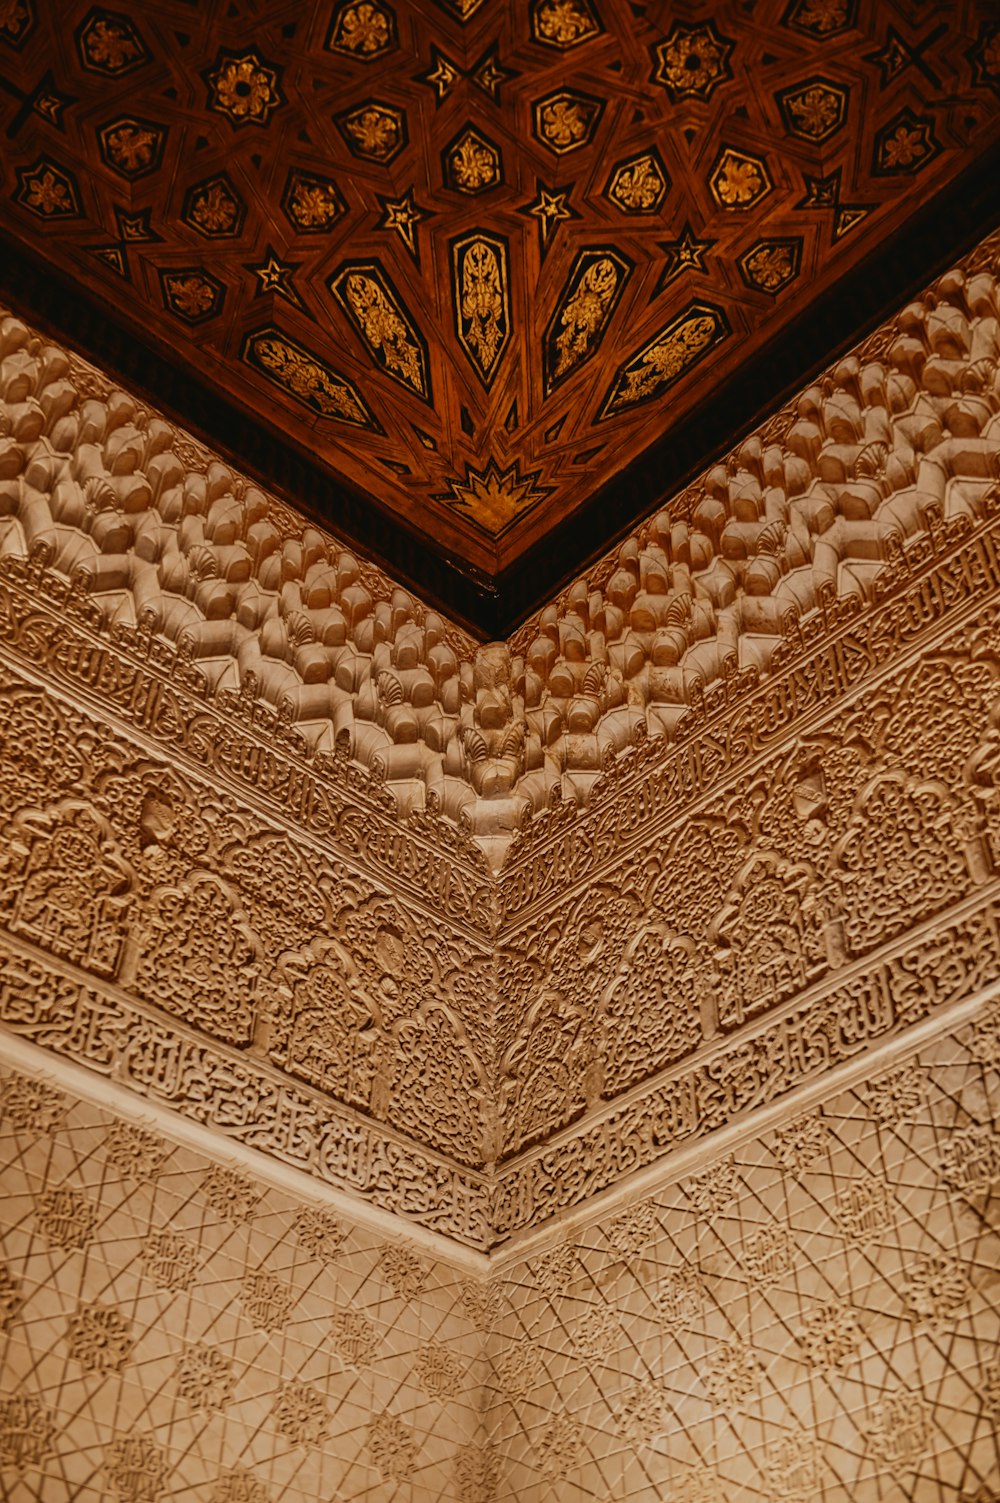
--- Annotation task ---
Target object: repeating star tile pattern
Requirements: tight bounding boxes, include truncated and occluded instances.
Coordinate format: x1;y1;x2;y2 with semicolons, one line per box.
1;0;999;571
484;1018;1000;1503
0;1069;486;1502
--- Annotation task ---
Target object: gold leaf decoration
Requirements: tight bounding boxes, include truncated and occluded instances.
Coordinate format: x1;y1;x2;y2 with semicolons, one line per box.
451;232;510;385
544;248;631;393
599;303;728;417
434;459;552;536
242;327;382;430
329;262;430;400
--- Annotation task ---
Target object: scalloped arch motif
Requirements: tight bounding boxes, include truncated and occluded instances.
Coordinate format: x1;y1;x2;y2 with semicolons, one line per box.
2;170;1000;1503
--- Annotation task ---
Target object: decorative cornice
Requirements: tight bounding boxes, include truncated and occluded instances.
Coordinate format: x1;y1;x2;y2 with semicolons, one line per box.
5;227;1000;867
4;231;1000;1251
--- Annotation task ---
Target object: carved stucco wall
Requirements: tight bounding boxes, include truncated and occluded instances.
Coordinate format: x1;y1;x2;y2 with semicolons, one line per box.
1;1007;997;1501
1;232;1000;1499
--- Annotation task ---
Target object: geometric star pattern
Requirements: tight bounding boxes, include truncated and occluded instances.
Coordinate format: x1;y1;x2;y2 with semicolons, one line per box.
2;1009;998;1501
1;0;998;586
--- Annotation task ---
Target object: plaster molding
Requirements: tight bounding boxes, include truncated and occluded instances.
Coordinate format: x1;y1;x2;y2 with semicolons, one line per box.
4;225;1000;866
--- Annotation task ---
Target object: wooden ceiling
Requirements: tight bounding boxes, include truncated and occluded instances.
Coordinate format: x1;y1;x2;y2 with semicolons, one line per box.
2;0;1000;630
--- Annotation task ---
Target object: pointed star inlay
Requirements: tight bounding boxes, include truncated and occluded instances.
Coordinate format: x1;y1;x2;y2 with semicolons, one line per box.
244;246;304;308
654;223;715;293
113;205;160;243
470;45;515;101
864;23;946;89
520;181;578;258
797;168;842;210
796;169;874;243
419;46;462;102
376;190;431;260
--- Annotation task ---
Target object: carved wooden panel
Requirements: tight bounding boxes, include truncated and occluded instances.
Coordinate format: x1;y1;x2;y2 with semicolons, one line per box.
1;0;999;577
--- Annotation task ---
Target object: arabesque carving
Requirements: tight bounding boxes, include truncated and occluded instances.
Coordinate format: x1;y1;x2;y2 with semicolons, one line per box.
2;228;1000;865
4;235;1000;1258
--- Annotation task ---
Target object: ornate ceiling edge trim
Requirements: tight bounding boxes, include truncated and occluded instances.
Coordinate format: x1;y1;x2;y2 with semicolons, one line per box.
6;220;1000;870
0;228;500;637
0;928;494;1253
487;981;997;1271
3;140;1000;636
0;1024;490;1276
490;883;1000;1242
495;135;1000;630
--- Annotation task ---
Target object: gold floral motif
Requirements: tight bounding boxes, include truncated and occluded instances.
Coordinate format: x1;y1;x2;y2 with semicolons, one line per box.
184;178;242;236
244;328;375;428
547;251;629;389
206;50;282;126
0;0;31;44
328;1;395;59
338;270;427;397
876;115;936;172
100;119;161;177
283;170;344;232
532;0;600;47
338;102;405;160
786;0;852;36
780;81;846;141
602;305;726;415
535;91;601;153
161;271;221;322
80;16;146;72
607;152;668;212
710;147;772;209
453;234;509;382
653;21;734;99
446;129;501;193
17;161;79;217
740;240;799;293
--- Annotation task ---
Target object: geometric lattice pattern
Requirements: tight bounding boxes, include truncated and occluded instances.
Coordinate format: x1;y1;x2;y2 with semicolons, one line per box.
3;1;1000;573
2;1007;999;1501
0;1065;487;1502
488;1014;1000;1501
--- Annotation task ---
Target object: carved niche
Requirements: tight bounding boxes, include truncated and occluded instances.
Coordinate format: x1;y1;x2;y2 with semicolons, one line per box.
832;770;988;956
132;871;261;1046
0;799;134;979
269;930;489;1168
598;924;704;1095
707;849;835;1032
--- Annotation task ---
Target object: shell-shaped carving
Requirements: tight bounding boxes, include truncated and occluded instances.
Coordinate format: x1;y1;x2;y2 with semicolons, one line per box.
755;520;786;557
854;442;888;479
500;723;525;758
376;671;404;706
583;661;607;695
462;726;489;762
84;475;119;512
284;609;316;647
665;591;693;625
186;543;220;581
